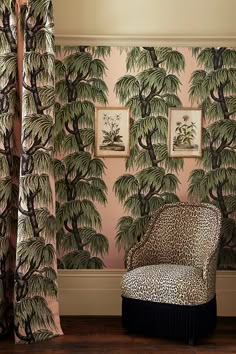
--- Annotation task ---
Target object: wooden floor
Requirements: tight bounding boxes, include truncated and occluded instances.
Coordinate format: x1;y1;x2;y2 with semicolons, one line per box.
1;316;236;353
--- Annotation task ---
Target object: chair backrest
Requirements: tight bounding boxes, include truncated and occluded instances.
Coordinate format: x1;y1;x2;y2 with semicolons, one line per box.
130;202;222;269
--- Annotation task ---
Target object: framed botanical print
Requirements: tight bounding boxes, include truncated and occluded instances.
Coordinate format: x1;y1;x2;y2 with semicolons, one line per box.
95;107;130;157
168;108;202;157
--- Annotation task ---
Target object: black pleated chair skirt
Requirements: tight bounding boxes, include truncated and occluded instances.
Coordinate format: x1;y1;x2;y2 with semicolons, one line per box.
122;295;217;343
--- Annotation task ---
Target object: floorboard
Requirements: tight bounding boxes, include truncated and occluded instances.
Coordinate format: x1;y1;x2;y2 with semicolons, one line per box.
1;316;236;353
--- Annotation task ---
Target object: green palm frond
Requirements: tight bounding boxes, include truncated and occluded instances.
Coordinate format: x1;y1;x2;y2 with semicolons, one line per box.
124;194;143;217
57;199;101;228
0;0;14;12
137;167;165;189
125;144;140;170
197;148;213;169
136;149;152;169
18;215;33;240
131;116;168;142
32;329;55;343
223;196;236;214
226;96;236;116
148;196;165;212
17;237;45;264
90;46;111;59
38;86;54;107
208;119;236;142
116;215;150;252
55;59;65;79
196;48;214;70
222;49;236;68
0;53;17;78
188;169;207;201
203;69;229;93
115;75;139;104
89;177;107;192
126;47;142;71
89;59;107;78
162;173;179;192
62;250;91;269
55;180;68;202
206;101;225;121
75;180;107;205
88;158;106;177
32;150;53;173
160;192;180;204
36;208;56;240
63;51;92;74
138;68;166;92
86;232;109;257
28;0;53;20
0;236;9;258
42;244;55;266
87;257;105;269
115;216;134;252
163;50;185;73
15;296;56;330
203;168;236;191
75;82;107;105
55;80;69;103
61;232;77;253
164;94;182;109
0;177;12;207
64;151;91;175
35;28;54;51
54;130;66;153
0;155;10;177
0;113;13;135
28;274;57;298
113;174;139;202
54;159;66;180
220;149;236;167
20;174;52;206
23;114;53;142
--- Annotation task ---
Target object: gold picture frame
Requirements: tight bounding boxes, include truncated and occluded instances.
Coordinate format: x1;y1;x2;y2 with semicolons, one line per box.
168;107;202;157
95;107;130;157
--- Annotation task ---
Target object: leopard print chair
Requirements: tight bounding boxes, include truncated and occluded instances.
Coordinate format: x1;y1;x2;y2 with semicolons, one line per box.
121;202;222;344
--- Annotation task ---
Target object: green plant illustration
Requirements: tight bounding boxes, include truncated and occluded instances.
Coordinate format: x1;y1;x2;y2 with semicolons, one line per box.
0;0;18;339
101;112;124;151
14;0;61;343
54;46;110;269
188;47;236;269
114;47;185;254
173;115;198;150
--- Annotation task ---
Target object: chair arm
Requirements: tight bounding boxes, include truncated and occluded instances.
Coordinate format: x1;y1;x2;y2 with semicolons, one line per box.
202;248;219;287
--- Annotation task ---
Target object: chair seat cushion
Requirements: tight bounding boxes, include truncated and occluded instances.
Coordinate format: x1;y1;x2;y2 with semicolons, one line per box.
121;264;208;306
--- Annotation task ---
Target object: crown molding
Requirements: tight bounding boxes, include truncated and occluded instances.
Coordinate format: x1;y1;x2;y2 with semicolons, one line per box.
55;35;236;47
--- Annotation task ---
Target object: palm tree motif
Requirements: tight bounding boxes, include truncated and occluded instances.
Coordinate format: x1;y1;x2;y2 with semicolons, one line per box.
54;46;110;269
189;47;236;269
0;0;18;339
14;0;62;343
114;47;185;254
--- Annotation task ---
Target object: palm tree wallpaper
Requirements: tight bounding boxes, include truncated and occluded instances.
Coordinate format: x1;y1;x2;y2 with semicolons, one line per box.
188;48;236;269
114;47;185;253
54;46;235;270
54;46;110;269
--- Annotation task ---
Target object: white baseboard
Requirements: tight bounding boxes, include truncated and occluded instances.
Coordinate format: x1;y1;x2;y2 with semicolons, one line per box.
58;270;236;316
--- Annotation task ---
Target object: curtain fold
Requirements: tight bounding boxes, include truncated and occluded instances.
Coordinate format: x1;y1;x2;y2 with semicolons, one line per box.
0;0;63;344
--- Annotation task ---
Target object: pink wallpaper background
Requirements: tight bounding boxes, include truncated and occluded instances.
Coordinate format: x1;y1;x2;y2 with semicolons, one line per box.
98;47;200;268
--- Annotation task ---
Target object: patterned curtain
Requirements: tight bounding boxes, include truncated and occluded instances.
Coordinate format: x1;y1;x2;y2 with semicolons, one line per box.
0;0;63;343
